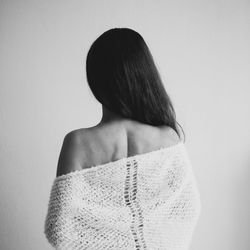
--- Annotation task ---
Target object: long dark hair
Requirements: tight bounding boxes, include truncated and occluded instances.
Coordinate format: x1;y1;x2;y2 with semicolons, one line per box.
86;27;185;142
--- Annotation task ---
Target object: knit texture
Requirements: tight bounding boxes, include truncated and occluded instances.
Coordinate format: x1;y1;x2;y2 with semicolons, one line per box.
44;141;201;250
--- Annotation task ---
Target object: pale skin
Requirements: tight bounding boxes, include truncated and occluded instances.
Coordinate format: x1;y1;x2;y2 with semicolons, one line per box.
56;105;181;178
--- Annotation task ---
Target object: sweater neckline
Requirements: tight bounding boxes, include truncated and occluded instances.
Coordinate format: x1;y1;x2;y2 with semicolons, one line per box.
54;140;185;182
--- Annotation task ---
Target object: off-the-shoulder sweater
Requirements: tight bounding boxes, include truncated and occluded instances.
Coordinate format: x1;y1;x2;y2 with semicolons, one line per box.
44;141;201;250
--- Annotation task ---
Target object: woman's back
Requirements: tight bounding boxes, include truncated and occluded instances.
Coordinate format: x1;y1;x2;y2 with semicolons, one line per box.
56;120;181;177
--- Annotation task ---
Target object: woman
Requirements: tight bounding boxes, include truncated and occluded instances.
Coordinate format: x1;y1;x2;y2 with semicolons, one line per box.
44;28;201;250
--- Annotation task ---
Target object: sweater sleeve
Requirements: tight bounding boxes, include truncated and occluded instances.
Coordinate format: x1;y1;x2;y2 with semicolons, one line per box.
44;177;78;248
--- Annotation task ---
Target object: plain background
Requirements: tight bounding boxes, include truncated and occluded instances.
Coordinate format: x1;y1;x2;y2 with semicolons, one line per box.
0;0;250;249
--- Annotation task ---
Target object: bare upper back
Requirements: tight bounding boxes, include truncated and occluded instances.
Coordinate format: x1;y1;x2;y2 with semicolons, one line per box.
73;119;181;170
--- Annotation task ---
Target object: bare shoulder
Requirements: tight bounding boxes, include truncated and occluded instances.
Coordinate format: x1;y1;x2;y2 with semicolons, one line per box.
127;121;181;150
56;127;113;177
159;126;181;145
56;129;89;177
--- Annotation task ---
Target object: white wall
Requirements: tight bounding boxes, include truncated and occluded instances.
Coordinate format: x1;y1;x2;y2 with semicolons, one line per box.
0;0;249;249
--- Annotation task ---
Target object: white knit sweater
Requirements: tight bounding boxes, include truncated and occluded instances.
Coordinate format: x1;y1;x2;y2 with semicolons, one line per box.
44;141;201;250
